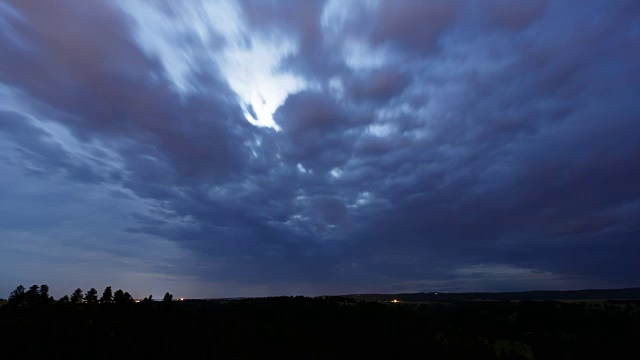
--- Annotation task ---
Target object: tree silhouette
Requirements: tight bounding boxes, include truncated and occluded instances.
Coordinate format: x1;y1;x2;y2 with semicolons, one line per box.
123;292;134;303
100;286;113;303
58;295;70;304
70;288;83;304
113;289;125;304
85;288;98;304
26;285;39;304
163;292;173;302
8;285;26;305
39;284;52;304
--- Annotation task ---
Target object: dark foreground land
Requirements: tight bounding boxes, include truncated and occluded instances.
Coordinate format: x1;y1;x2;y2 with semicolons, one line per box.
1;292;640;359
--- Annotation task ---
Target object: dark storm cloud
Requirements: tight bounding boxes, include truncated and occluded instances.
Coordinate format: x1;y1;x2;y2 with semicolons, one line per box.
367;0;463;54
239;0;340;80
1;0;639;297
0;110;106;183
274;90;368;172
1;0;253;183
347;68;411;103
482;0;549;30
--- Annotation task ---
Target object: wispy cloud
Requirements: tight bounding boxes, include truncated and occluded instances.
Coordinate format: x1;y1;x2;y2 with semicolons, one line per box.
0;0;638;297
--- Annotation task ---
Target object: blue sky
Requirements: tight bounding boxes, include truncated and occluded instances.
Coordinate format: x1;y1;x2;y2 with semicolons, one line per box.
1;0;639;299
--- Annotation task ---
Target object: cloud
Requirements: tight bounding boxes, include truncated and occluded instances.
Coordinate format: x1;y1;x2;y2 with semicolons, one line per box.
347;68;411;103
0;0;639;297
483;0;549;30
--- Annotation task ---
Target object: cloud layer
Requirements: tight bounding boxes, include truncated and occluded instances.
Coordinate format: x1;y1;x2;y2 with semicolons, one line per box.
1;0;639;298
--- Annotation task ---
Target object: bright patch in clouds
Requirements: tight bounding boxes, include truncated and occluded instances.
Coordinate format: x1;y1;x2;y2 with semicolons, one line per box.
297;163;308;173
219;34;306;130
343;39;391;71
368;123;396;137
330;167;343;178
117;0;306;130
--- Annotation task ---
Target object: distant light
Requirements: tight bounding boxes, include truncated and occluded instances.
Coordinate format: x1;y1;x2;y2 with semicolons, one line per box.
391;299;399;303
435;292;438;295
179;298;184;301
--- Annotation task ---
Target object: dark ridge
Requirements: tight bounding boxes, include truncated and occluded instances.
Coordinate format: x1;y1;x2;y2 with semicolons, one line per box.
344;287;640;302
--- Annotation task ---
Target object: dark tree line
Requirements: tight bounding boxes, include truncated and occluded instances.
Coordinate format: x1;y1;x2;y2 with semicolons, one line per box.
6;284;174;307
8;284;53;306
3;285;639;358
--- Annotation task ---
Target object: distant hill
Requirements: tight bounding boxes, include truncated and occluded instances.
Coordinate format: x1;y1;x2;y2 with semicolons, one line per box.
344;287;640;302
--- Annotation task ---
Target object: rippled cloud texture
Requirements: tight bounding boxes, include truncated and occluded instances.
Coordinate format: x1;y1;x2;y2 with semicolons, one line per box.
1;0;639;298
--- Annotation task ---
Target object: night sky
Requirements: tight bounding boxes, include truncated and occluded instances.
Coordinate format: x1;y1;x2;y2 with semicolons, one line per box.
1;0;639;299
